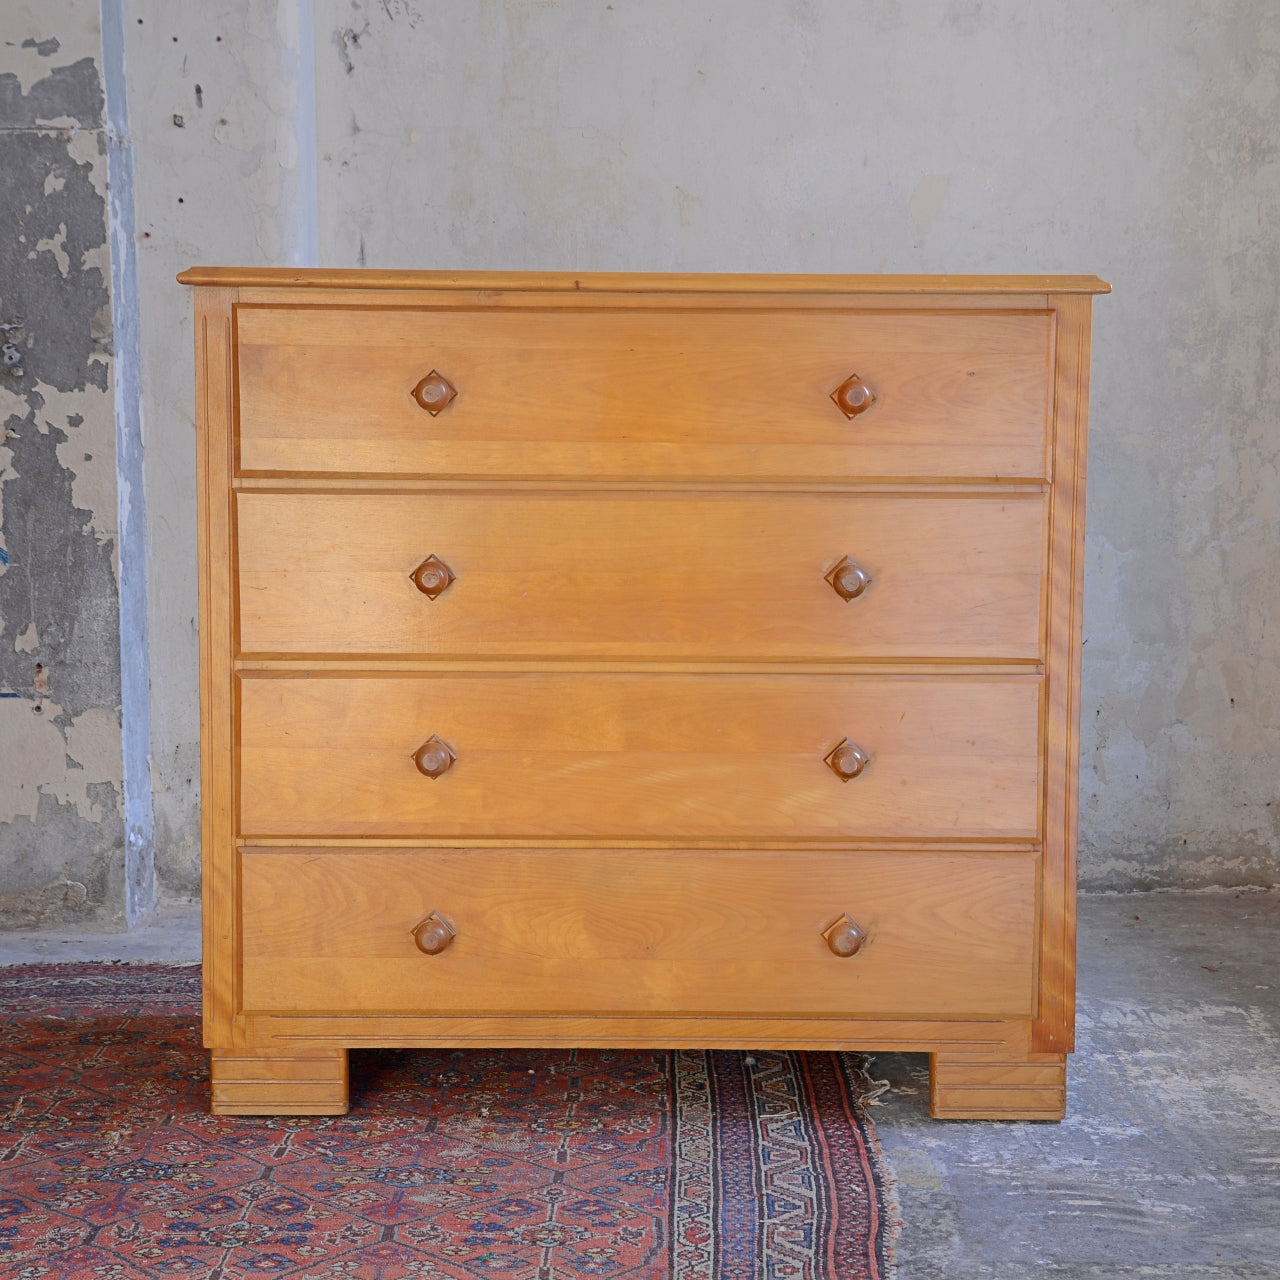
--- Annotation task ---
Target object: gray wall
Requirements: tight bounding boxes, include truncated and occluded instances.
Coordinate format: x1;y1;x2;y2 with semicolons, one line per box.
0;2;127;926
3;0;1279;926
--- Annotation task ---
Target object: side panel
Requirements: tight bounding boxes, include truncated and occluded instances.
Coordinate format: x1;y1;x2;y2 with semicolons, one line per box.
1034;295;1091;1053
195;287;241;1049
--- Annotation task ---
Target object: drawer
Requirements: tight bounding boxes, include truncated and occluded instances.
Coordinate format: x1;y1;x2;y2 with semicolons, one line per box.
238;673;1042;840
237;491;1046;661
239;848;1038;1017
235;306;1052;480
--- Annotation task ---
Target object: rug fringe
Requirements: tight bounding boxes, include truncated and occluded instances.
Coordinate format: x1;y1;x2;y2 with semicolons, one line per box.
849;1053;904;1280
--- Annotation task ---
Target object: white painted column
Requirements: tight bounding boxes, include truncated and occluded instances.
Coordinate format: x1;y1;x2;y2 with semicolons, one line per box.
101;0;155;925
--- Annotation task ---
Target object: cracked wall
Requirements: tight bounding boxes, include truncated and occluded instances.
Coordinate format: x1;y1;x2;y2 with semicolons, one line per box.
0;3;125;928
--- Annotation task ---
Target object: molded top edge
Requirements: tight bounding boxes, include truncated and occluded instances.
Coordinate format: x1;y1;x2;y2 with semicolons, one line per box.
177;267;1111;294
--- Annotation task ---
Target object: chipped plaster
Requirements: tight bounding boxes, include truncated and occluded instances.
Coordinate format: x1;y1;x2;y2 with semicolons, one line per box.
0;699;121;827
0;1;125;928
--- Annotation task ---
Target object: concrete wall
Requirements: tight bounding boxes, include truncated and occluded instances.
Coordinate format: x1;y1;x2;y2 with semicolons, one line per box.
0;2;127;927
123;0;317;901
271;0;1280;891
4;0;1279;927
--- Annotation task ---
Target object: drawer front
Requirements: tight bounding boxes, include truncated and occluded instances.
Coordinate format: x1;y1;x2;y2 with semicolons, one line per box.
237;491;1046;661
235;307;1052;479
238;674;1042;840
239;848;1038;1017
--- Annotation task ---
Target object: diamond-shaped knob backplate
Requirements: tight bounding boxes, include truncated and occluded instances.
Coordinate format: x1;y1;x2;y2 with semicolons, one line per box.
411;912;456;955
411;555;455;599
822;913;868;957
412;370;457;416
412;735;456;779
826;557;871;601
824;738;869;781
831;373;876;418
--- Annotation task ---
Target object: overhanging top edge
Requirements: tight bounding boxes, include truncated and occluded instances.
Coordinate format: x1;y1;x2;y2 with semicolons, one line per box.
176;267;1112;295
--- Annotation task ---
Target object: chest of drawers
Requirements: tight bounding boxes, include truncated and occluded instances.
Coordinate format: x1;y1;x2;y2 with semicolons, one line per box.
180;268;1108;1120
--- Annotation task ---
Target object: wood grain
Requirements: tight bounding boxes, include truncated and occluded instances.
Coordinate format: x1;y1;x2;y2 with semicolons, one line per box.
238;289;1058;316
234;307;1053;479
194;288;240;1049
931;1047;1067;1120
241;1013;1036;1053
236;490;1047;661
179;266;1111;294
239;848;1038;1018
237;673;1044;840
210;1047;349;1115
1034;295;1092;1054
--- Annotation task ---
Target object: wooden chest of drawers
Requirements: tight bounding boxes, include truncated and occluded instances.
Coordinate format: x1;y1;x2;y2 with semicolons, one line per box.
180;268;1108;1120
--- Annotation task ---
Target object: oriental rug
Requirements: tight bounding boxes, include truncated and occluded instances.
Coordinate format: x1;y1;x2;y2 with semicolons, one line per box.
0;964;895;1279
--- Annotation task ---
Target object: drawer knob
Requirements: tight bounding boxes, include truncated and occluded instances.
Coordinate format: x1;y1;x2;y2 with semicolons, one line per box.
832;373;876;418
411;555;456;599
412;735;456;778
412;912;456;955
822;913;868;957
826;557;871;601
824;738;869;781
411;370;458;416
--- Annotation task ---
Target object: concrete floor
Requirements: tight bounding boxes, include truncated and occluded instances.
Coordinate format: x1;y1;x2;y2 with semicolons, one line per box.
0;902;202;964
873;890;1280;1278
2;891;1277;1278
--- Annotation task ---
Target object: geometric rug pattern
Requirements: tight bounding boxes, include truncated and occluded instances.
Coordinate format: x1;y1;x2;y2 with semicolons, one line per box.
0;964;893;1278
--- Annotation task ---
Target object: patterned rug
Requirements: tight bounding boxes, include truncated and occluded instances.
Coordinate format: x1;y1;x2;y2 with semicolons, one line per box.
0;964;895;1279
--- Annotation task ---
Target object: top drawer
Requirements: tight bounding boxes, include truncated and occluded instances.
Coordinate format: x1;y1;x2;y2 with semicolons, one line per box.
235;306;1053;480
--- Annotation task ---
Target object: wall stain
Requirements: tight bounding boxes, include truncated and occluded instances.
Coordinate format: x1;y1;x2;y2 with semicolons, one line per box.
0;35;124;929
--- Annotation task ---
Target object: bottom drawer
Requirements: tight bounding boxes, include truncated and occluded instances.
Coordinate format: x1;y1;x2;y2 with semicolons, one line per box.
240;849;1038;1019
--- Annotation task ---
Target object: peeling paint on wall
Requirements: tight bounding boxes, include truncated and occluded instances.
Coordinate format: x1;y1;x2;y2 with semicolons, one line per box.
0;11;125;929
0;700;120;826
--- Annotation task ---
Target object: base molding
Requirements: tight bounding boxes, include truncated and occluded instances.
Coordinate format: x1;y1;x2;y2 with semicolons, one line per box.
210;1048;350;1115
206;1022;1068;1121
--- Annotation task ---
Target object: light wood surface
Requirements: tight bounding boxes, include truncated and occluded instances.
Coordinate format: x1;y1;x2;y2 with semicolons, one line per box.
237;490;1046;660
179;266;1111;294
241;1013;1037;1051
239;848;1037;1018
237;673;1043;840
186;270;1101;1120
194;288;240;1049
1035;294;1093;1054
210;1048;349;1115
931;1047;1067;1120
235;307;1052;479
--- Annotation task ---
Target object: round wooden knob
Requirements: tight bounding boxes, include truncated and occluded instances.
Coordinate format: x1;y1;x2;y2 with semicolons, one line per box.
822;914;867;957
831;373;876;418
411;555;455;599
412;912;456;954
824;738;869;781
411;370;457;416
412;735;456;778
827;557;871;601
